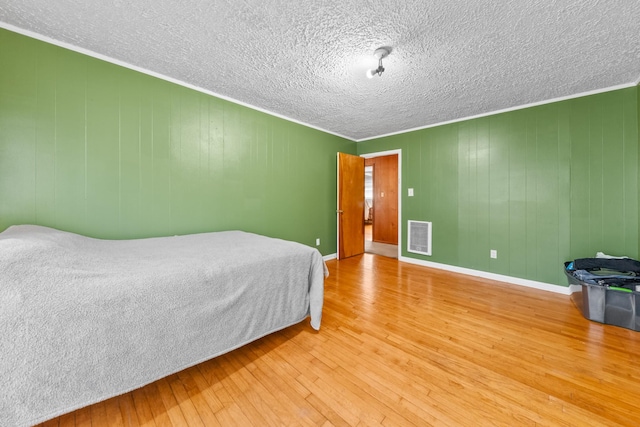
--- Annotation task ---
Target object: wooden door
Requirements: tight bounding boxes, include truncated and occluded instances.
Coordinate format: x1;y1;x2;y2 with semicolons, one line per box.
372;154;398;245
337;152;364;259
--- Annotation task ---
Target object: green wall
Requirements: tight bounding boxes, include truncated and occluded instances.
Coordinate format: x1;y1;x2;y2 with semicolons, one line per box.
358;87;639;287
2;28;638;284
0;28;355;254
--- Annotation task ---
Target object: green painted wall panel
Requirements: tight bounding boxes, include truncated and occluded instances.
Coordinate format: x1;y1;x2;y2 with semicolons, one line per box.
149;81;173;236
601;93;625;253
0;28;355;254
475;119;491;273
433;125;459;263
535;105;562;284
419;135;433;226
488;113;509;275
0;31;36;227
556;103;572;281
588;100;605;253
34;44;57;226
359;87;639;287
118;72;143;237
506;110;529;279
54;49;88;233
457;122;475;268
568;97;591;258
86;59;121;238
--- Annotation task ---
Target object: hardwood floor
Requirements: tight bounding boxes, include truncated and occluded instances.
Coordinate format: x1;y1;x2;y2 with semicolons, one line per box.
38;254;640;426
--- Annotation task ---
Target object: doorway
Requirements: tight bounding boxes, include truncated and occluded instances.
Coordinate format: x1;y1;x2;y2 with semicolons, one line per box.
363;154;398;258
337;149;401;260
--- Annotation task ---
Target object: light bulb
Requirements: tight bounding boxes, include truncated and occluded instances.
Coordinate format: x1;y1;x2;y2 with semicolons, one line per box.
366;69;376;79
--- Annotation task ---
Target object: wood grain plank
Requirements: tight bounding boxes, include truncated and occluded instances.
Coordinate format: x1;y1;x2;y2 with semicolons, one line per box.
165;374;205;427
89;401;109;427
58;412;75;427
117;394;141;427
38;418;59;427
154;377;189;426
175;370;222;426
101;396;124;427
214;354;276;426
73;405;92;427
133;385;160;427
128;386;156;427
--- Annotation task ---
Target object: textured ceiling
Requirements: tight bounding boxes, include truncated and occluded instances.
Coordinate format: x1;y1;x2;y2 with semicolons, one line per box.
1;0;640;141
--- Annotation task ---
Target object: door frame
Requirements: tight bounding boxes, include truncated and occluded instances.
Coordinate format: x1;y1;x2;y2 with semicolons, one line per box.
360;149;402;259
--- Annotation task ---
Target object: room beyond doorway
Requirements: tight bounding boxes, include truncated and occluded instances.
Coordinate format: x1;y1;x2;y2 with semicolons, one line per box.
363;153;399;259
365;224;398;258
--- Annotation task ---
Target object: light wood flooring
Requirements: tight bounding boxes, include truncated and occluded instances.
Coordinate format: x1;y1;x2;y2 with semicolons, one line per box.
38;254;640;426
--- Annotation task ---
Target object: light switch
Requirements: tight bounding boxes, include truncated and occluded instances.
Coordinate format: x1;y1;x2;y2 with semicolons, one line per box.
380;192;385;197
408;188;414;197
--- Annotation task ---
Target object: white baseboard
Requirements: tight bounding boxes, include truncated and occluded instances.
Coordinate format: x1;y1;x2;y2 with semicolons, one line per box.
323;253;337;261
399;256;575;295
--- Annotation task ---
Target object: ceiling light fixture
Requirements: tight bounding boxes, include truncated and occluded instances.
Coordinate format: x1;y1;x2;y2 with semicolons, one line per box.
366;47;390;79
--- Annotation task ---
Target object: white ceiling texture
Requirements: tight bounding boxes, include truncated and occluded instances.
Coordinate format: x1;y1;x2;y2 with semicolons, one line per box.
1;0;640;141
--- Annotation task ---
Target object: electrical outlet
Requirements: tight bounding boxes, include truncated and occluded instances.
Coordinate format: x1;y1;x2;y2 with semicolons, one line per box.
316;238;320;246
490;249;497;259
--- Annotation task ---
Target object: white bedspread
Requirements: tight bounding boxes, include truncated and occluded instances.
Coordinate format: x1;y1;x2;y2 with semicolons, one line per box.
0;225;326;426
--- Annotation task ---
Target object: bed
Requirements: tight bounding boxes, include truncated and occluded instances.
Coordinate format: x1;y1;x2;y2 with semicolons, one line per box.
0;225;326;427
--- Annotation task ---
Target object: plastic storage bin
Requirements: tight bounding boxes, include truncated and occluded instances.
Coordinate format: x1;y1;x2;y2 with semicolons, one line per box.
564;263;640;331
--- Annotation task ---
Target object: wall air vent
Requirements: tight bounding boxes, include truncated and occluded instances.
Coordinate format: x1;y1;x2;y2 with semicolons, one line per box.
407;220;432;256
